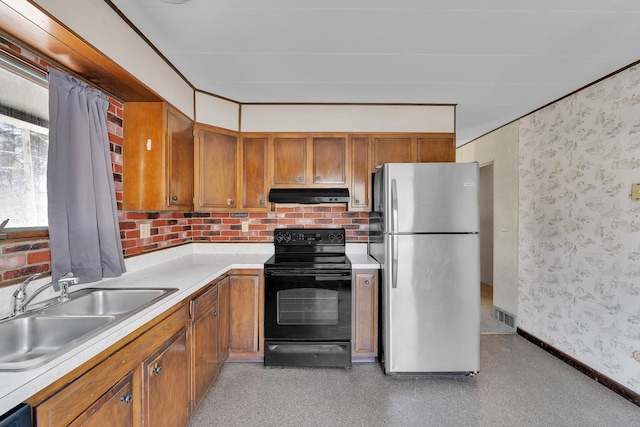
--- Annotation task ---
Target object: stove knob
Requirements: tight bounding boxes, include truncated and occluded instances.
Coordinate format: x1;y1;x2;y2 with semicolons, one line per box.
283;233;291;242
275;233;283;243
336;233;344;242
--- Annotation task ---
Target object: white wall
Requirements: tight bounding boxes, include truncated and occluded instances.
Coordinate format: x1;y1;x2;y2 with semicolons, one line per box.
457;123;519;317
240;104;455;133
195;93;240;131
33;0;194;119
518;63;640;394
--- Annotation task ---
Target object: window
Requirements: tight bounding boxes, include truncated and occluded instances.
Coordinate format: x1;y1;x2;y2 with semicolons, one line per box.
0;53;48;229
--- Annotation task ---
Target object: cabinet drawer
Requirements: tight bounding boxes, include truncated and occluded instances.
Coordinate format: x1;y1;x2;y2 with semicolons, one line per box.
192;283;218;320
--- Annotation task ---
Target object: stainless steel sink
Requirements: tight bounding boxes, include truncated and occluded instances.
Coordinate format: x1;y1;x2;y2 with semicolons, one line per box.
41;288;176;316
0;315;115;370
0;287;177;371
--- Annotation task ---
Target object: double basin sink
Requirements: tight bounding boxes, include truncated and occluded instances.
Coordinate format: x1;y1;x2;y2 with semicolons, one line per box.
0;287;177;371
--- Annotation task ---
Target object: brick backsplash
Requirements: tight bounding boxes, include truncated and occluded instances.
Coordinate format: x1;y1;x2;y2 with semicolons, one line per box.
0;42;369;284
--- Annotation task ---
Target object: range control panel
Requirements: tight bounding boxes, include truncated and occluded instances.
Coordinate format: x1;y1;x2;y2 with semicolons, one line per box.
273;228;345;245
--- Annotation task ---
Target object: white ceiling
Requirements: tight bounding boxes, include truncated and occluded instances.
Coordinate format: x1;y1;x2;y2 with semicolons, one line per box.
108;0;640;144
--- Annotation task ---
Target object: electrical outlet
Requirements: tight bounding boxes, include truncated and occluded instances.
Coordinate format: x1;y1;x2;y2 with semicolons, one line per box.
241;221;249;232
140;223;151;238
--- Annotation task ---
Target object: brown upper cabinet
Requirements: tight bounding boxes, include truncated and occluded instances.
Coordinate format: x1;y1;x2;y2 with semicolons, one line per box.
371;133;455;170
270;134;348;188
349;136;370;211
123;102;194;211
194;125;239;211
241;135;270;210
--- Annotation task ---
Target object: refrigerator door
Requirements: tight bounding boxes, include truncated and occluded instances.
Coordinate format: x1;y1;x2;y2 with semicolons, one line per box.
382;233;480;374
380;163;479;234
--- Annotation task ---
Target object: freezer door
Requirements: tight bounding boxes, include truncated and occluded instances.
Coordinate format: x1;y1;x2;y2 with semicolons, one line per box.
380;163;479;234
382;233;480;374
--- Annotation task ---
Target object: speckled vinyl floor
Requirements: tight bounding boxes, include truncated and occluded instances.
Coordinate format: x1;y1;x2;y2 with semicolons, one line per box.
188;334;639;427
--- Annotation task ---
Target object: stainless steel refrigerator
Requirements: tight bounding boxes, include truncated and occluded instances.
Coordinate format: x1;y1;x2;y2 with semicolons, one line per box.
369;162;480;375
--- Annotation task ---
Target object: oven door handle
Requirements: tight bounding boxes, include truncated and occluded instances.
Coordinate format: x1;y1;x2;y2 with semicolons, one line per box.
264;270;351;278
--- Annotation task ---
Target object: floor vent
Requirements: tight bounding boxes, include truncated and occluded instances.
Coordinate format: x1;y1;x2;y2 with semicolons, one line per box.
494;308;516;328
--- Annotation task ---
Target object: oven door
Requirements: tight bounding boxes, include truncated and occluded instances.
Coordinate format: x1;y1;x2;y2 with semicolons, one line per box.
264;270;351;341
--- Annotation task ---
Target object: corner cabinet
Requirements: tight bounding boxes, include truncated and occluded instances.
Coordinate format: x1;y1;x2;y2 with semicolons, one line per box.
352;270;378;362
194;125;239;211
123;102;194;211
190;279;221;412
240;135;269;211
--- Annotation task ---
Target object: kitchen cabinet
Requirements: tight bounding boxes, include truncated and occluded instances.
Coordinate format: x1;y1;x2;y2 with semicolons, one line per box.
349;135;370;210
123;102;194;211
143;328;189;427
228;270;264;361
68;373;134;427
352;270;378;362
270;135;348;188
371;133;456;170
371;135;413;170
33;306;189;427
416;134;456;162
195;125;239;211
312;136;347;185
190;280;220;411
271;136;308;186
241;135;269;210
217;275;231;364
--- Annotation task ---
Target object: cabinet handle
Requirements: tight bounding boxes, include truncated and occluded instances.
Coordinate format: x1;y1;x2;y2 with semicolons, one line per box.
120;393;133;404
152;365;162;374
316;176;321;181
259;199;264;205
355;199;360;204
298;176;303;181
229;199;235;205
212;310;217;317
171;196;178;201
364;280;370;285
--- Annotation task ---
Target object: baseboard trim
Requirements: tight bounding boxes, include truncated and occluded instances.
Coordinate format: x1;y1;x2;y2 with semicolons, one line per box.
517;328;640;407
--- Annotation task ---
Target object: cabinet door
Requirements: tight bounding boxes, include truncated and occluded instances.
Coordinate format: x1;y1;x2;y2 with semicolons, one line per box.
218;276;230;364
68;372;134;427
312;137;347;185
195;127;238;210
241;136;269;210
371;136;413;170
228;272;263;360
191;285;219;411
143;328;189;427
349;136;370;210
352;271;378;361
416;134;455;162
272;136;308;185
167;109;194;209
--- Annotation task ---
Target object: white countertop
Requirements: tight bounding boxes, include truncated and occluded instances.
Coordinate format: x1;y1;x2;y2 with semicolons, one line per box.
0;243;379;414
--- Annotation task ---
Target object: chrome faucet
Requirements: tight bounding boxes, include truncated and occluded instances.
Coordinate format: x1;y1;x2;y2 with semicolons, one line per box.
11;272;79;316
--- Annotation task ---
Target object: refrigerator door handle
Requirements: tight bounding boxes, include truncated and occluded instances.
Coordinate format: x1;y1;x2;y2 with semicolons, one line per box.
391;179;398;233
391;234;398;288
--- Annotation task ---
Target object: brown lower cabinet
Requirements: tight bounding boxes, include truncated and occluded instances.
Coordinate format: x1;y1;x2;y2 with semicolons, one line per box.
33;306;189;426
352;270;379;362
228;270;264;361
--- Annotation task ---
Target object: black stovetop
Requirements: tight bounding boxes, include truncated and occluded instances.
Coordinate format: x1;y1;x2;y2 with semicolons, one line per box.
265;228;351;271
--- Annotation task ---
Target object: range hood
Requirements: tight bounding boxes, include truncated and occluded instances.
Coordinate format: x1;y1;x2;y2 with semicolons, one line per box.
268;188;350;204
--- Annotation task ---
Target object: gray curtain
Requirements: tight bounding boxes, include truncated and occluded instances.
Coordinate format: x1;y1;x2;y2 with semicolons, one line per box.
47;68;126;283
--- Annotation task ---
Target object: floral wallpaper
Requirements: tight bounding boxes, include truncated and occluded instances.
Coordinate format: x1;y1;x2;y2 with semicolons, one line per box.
518;63;640;393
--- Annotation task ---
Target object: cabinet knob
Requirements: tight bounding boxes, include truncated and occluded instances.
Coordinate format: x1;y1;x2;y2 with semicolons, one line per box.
171;196;178;201
212;310;217;317
152;365;162;374
355;199;360;204
364;280;370;285
229;199;235;205
316;176;321;181
259;199;264;205
120;393;133;404
298;176;303;182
